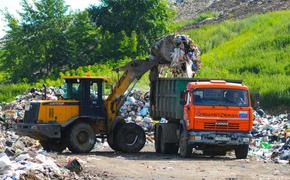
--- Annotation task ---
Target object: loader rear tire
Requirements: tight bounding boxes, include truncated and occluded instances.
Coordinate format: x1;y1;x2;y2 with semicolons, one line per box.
116;123;145;153
40;140;66;153
67;122;96;153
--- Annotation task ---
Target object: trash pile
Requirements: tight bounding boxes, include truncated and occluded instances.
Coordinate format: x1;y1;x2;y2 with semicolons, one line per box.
120;91;155;143
150;34;201;78
0;125;81;179
249;110;290;164
0;87;61;129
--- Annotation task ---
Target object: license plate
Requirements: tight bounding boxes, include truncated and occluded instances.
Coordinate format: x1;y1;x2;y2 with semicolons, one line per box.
215;136;230;141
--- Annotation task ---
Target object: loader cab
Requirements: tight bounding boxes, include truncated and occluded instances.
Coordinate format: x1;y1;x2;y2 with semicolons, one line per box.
63;76;108;118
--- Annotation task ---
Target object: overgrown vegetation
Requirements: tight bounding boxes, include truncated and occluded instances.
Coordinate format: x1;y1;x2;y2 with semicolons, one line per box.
186;10;290;108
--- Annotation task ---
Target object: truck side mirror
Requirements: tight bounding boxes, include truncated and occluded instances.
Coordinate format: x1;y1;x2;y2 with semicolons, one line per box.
180;91;186;105
250;92;260;109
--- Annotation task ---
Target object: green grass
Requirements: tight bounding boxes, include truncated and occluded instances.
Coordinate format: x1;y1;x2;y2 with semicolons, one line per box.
185;10;290;108
0;83;30;102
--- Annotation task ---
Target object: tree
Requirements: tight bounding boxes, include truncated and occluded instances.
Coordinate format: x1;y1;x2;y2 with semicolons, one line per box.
1;0;71;82
89;0;174;53
66;10;101;68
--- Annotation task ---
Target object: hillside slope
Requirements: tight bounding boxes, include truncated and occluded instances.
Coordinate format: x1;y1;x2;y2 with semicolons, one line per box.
185;10;290;108
176;0;290;31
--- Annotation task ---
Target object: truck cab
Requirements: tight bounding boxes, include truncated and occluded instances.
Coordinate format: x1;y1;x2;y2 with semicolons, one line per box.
152;79;253;159
182;80;252;158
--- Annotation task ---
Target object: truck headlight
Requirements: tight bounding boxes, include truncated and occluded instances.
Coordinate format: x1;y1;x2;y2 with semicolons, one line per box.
190;135;201;141
195;136;201;140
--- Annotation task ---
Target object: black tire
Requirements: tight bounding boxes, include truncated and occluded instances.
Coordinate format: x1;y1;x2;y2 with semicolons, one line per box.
179;130;192;158
40;140;66;153
160;129;178;154
154;126;161;153
116;123;145;153
235;144;249;159
67;122;96;153
107;131;121;151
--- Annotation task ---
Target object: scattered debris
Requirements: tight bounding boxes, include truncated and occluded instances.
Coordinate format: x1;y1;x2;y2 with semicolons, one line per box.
176;0;290;31
249;111;290;163
65;158;83;174
0;127;78;179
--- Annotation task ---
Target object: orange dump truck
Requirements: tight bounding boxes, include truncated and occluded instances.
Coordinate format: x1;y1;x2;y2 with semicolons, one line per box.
151;78;253;158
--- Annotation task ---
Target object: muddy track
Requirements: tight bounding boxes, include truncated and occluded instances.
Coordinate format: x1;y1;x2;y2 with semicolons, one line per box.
51;144;290;180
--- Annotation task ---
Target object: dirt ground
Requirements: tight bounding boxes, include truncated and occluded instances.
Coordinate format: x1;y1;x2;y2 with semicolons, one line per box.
51;143;290;180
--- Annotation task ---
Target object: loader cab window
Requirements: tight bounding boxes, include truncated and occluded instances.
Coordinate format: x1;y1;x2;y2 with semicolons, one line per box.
63;80;81;100
90;82;98;101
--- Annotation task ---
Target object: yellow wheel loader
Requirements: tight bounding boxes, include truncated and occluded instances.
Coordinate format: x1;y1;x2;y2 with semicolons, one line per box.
15;60;158;153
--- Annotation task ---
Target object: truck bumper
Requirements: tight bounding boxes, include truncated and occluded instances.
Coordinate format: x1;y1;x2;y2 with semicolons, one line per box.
187;131;252;146
14;123;61;139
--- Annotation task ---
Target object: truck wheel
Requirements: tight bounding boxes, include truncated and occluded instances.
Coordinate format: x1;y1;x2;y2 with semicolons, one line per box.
235;145;249;159
154;126;161;153
116;123;145;153
160;129;178;154
40;140;66;153
67;122;96;153
179;130;192;158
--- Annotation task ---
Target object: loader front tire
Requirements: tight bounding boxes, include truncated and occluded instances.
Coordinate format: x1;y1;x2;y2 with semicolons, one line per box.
67;122;96;153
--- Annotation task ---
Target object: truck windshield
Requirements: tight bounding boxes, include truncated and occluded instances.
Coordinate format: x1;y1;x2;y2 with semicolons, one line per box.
193;88;249;107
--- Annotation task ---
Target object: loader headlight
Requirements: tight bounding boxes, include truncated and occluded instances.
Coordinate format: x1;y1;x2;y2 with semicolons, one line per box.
25;103;31;111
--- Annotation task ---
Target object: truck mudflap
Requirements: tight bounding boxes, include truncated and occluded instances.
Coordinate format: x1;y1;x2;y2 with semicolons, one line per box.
14;123;61;139
187;131;252;145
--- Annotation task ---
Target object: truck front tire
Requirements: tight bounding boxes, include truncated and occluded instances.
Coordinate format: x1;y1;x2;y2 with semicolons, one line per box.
116;123;145;153
235;144;249;159
179;130;192;158
67;122;96;153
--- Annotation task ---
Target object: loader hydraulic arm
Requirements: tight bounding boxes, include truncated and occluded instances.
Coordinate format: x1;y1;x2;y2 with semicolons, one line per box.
105;60;159;130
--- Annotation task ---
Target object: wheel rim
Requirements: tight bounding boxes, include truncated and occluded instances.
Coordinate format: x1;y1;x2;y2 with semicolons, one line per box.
125;132;138;146
77;130;89;144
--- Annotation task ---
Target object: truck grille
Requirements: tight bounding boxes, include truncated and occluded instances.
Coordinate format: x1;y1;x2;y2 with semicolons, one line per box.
204;122;240;131
23;102;40;124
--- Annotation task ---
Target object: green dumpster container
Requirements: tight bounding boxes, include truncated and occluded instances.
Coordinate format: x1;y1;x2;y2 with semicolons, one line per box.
150;78;193;122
